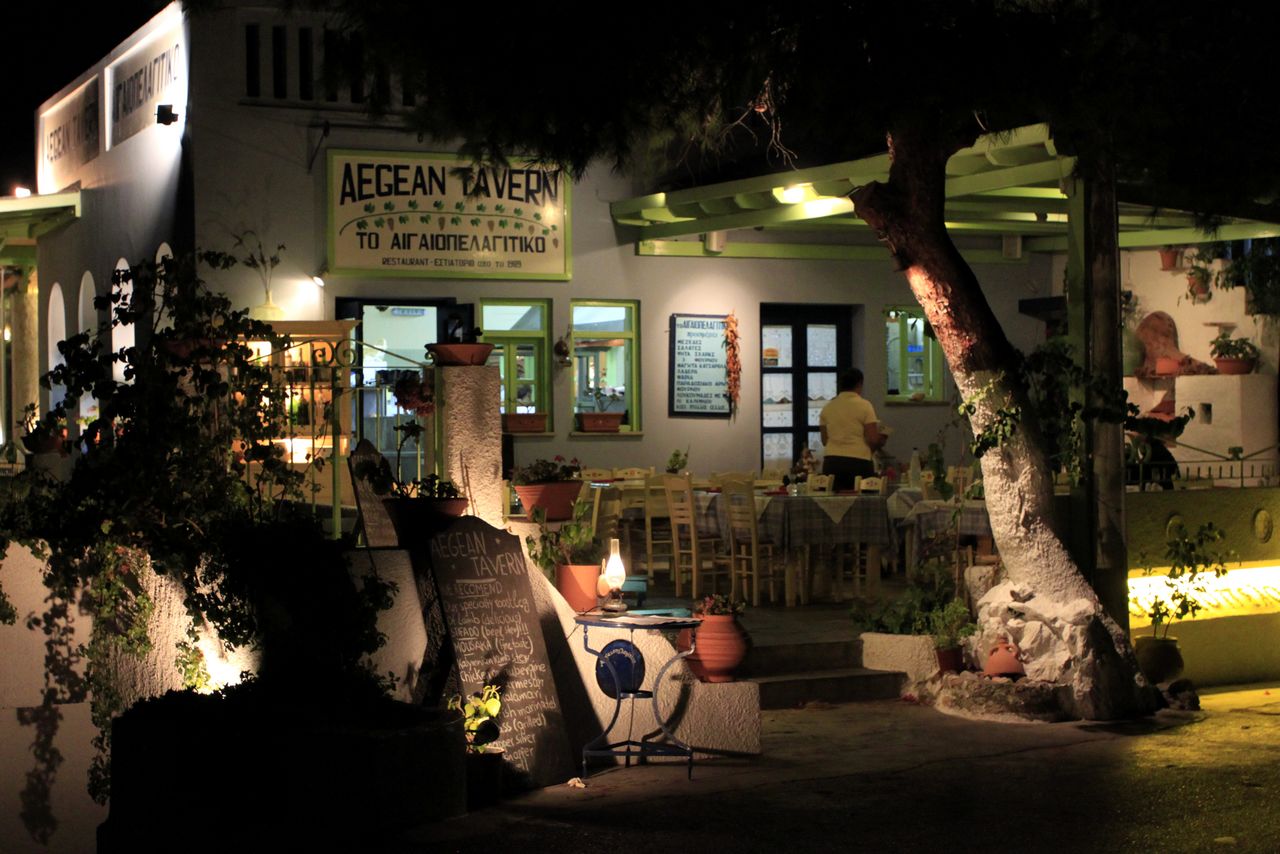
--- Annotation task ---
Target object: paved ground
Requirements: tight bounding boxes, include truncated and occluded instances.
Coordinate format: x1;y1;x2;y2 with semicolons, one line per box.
395;683;1280;853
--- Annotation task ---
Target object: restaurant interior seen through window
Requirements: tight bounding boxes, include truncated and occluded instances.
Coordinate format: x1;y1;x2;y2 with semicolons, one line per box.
480;299;552;422
570;300;639;430
885;306;945;402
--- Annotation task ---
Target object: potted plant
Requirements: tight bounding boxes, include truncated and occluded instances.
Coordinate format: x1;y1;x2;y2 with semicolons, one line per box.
926;598;977;674
665;446;690;474
447;684;505;810
678;594;749;683
1135;522;1231;684
578;386;625;432
1211;237;1280;315
18;403;68;457
1209;332;1260;375
510;455;582;521
503;412;549;433
525;500;605;611
1185;258;1214;304
427;314;494;365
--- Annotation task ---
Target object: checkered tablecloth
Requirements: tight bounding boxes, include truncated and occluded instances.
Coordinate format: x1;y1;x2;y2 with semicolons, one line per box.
697;492;896;551
902;499;992;557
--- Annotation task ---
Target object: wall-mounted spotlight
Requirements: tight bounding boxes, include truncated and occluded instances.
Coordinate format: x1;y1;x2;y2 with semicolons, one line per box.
156;104;179;125
312;263;327;288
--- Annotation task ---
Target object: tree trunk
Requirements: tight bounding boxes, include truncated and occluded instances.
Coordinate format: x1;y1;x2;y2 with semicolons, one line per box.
851;117;1154;719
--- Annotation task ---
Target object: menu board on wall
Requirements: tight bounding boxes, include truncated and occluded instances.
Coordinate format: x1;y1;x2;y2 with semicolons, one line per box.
328;150;572;280
427;516;574;788
669;313;731;418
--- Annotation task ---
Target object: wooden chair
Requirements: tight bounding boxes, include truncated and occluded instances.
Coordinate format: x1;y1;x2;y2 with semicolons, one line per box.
579;467;613;481
642;475;674;580
722;478;780;606
947;466;974;499
613;466;653;481
662;474;727;599
808;473;834;493
759;466;787;484
853;476;888;495
589;485;622;544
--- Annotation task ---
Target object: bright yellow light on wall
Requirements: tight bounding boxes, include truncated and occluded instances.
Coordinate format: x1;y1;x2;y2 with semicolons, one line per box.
1128;562;1280;626
779;184;810;203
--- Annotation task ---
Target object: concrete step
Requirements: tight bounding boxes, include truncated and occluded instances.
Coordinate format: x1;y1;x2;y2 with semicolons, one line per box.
751;667;904;710
741;639;859;677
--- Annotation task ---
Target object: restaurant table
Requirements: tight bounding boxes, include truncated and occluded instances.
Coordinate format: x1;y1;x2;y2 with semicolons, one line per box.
696;491;897;605
900;498;993;572
575;612;702;778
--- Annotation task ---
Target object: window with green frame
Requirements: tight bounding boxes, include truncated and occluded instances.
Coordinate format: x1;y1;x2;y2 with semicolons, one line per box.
480;299;552;423
885;306;946;402
570;300;639;430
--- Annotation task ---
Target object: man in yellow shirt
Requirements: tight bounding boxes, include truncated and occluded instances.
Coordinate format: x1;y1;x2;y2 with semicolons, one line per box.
819;368;886;490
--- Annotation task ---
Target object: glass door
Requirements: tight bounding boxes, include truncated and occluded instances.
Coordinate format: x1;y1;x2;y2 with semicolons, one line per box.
760;304;854;473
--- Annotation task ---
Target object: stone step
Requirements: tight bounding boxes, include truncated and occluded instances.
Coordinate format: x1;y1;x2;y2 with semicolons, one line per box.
750;667;904;710
740;639;860;677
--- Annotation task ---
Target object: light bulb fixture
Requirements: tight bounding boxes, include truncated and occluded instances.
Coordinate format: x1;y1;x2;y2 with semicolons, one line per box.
598;537;628;612
156;104;179;125
779;183;808;204
312;263;327;288
13;187;31;198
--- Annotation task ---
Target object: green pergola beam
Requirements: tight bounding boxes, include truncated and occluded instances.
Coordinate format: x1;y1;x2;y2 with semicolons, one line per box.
636;238;1025;264
945;158;1077;198
1025;221;1280;252
630;196;856;240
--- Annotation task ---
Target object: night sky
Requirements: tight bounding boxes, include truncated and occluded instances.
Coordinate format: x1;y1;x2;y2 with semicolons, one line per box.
1;3;165;195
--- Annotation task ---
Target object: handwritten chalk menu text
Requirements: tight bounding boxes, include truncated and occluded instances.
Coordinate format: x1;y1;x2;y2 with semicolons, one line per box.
428;516;573;787
328;150;571;280
669;314;731;417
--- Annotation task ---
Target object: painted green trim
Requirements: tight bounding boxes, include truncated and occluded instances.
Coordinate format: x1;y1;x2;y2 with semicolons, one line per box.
635;239;1024;265
628;197;856;240
569;299;640;430
479;297;553;430
883;306;946;403
1026;221;1280;253
944;158;1077;198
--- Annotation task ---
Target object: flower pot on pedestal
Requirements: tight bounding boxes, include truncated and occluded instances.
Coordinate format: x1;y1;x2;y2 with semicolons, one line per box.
427;343;495;366
1214;357;1256;375
936;646;965;674
513;481;582;521
555;563;600;612
677;614;748;682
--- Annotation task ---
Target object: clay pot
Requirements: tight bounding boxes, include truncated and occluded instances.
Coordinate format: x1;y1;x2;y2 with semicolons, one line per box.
578;412;625;433
678;614;748;682
935;646;965;674
556;563;600;612
465;749;506;811
1158;248;1183;271
513;481;582;521
983;637;1025;679
1214;357;1256;375
1154;355;1182;376
1134;635;1184;684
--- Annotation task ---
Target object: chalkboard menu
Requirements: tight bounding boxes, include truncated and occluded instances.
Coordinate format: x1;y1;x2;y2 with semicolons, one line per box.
427;516;574;788
669;313;730;417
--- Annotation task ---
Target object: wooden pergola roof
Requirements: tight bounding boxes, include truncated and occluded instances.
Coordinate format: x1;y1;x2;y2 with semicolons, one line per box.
610;125;1280;261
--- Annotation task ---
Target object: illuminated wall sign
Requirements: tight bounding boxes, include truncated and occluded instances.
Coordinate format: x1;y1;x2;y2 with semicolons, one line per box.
1128;563;1280;625
107;25;185;148
38;78;100;192
327;150;571;280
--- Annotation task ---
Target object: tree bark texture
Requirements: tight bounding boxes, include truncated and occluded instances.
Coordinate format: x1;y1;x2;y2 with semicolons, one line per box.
851;118;1153;719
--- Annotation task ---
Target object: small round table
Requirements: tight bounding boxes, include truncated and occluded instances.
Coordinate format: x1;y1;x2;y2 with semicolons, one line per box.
575;612;702;778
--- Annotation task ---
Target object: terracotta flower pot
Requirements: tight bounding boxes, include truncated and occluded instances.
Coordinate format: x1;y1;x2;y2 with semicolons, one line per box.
556;563;601;612
513;481;581;521
1158;248;1183;271
1155;355;1182;376
465;749;506;811
382;497;469;546
427;343;495;366
678;614;748;683
983;638;1025;679
503;413;548;433
578;412;624;433
1134;635;1184;684
1214;357;1256;375
936;646;965;674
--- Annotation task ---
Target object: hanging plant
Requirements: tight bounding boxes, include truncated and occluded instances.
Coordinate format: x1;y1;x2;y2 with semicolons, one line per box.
724;311;741;419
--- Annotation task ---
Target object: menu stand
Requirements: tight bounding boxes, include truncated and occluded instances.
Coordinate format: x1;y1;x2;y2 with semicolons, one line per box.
575;612;702;779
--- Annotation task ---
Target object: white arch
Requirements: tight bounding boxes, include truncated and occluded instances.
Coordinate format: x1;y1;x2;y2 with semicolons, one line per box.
111;258;134;383
47;282;67;408
155;242;173;264
155;242;175;330
78;271;98;420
